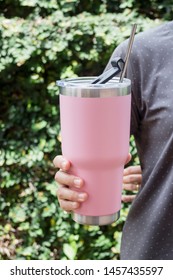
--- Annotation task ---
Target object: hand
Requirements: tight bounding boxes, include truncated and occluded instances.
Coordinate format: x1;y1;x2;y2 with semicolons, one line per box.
122;165;142;203
53;153;133;211
53;155;88;212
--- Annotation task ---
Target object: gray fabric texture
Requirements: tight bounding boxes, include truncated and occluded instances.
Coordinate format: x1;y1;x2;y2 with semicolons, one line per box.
106;21;173;260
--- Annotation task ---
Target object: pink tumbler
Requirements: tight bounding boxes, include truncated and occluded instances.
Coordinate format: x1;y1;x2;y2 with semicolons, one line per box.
57;77;131;225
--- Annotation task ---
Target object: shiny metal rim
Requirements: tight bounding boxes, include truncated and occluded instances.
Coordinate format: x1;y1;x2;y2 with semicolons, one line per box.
72;211;120;226
57;77;131;97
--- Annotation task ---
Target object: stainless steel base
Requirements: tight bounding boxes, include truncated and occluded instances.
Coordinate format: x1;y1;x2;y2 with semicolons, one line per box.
72;211;120;226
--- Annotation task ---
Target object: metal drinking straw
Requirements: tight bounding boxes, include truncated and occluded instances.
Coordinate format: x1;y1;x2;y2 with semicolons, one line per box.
119;24;137;82
91;24;137;85
91;57;124;84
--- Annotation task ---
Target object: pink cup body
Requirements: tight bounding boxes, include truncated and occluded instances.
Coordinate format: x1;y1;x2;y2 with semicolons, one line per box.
60;93;131;217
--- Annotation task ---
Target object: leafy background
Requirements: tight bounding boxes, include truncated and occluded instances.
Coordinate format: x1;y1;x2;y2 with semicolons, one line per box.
0;0;172;259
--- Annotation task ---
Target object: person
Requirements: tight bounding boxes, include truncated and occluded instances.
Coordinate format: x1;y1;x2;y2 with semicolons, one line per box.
54;20;173;260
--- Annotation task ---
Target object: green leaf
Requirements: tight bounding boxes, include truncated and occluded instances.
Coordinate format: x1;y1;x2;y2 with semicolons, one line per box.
9;206;26;223
63;243;77;260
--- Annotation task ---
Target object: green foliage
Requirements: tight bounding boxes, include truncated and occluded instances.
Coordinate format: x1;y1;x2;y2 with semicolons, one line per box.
0;0;169;259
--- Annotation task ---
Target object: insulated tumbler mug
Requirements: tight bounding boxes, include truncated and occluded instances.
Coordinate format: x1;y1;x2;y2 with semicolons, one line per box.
57;77;131;225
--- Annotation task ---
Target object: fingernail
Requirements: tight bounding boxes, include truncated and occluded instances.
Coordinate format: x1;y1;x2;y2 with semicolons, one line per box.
62;161;68;170
78;193;86;202
74;178;82;187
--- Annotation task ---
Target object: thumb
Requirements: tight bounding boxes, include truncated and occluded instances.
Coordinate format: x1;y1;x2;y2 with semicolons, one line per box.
125;153;132;165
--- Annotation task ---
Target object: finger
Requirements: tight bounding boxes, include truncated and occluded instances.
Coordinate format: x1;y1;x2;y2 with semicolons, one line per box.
57;185;87;203
123;174;142;185
122;195;136;203
55;170;84;189
123;165;142;176
59;199;80;212
53;155;70;171
123;183;139;191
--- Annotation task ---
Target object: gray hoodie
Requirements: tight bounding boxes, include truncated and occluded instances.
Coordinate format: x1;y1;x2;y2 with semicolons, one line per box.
106;21;173;260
